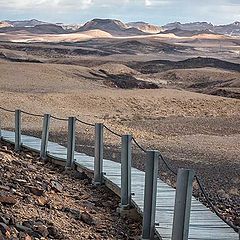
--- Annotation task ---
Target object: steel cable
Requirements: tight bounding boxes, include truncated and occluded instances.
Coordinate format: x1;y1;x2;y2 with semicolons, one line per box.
103;125;149;154
158;153;238;231
21;110;44;118
132;137;147;153
103;125;122;137
0;106;15;113
76;118;95;127
195;175;238;232
159;153;177;175
51;115;68;121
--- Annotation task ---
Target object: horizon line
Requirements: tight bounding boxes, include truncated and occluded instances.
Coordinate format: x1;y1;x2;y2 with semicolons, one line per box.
2;18;239;27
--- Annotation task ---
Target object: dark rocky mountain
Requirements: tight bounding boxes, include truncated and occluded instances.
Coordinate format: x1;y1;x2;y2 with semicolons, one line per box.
163;21;240;36
163;22;214;31
1;19;240;36
78;18;147;36
161;28;217;37
5;19;47;27
214;21;240;36
0;24;67;34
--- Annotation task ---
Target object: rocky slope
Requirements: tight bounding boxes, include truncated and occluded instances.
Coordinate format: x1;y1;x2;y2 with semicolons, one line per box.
0;143;141;239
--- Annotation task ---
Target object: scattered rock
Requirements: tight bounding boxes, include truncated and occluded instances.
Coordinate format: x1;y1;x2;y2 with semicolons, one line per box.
15;223;33;235
18;232;32;240
234;217;240;226
217;189;229;199
14;179;28;185
33;223;49;237
36;196;49;206
0;222;11;237
47;225;64;239
27;186;44;196
63;207;81;220
0;144;142;239
0;215;9;225
50;180;63;192
81;211;95;226
72;171;90;181
0;193;17;205
0;185;11;191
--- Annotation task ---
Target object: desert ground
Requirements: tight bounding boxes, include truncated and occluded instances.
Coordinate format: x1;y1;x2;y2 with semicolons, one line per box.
0;28;240;229
0;142;141;239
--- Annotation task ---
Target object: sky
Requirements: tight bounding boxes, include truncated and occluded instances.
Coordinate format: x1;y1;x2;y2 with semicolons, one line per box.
0;0;240;25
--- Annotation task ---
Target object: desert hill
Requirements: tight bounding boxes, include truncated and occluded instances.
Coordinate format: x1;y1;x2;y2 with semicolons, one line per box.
78;18;147;36
163;21;240;36
0;21;13;28
214;21;240;36
0;24;67;34
5;19;48;27
129;57;240;74
127;21;162;33
161;28;218;37
0;18;239;38
163;21;214;31
57;23;83;31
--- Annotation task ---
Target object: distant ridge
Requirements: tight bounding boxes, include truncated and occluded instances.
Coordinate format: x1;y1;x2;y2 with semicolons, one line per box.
163;22;214;31
78;18;147;36
161;28;218;37
0;21;13;28
163;21;240;36
0;24;67;34
214;21;240;36
127;21;162;33
0;18;239;37
5;19;48;27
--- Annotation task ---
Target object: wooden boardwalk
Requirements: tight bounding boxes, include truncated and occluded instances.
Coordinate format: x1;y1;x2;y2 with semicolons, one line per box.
1;130;238;240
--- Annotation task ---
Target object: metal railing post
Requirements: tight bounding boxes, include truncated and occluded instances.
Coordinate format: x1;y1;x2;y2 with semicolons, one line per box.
121;134;132;208
40;113;51;159
94;123;103;184
172;168;195;240
142;150;159;240
0;114;2;138
15;109;21;151
66;117;76;169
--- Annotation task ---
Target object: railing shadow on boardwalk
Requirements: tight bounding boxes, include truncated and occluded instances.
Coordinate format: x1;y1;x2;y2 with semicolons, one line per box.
0;106;239;240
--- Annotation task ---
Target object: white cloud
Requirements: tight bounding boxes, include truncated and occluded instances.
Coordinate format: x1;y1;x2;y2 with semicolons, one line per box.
0;0;239;24
81;0;93;9
144;0;172;7
145;0;152;6
0;0;173;9
0;0;94;9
